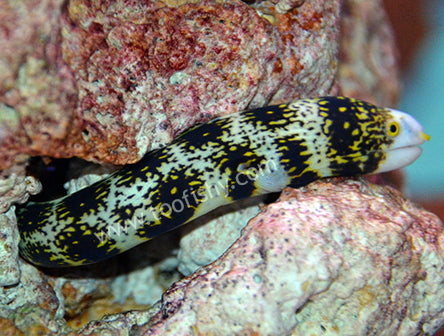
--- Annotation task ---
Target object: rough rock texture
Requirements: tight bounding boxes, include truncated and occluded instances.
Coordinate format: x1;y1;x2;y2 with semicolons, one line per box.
138;179;444;335
0;262;63;331
337;0;400;106
0;0;78;169
70;179;444;335
177;199;261;276
0;165;40;287
0;0;340;169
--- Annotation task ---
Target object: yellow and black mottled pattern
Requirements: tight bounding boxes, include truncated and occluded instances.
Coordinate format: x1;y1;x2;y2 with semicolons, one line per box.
17;96;395;267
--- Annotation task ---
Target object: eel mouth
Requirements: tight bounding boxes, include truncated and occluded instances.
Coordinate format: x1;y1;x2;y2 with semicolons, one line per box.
373;131;430;174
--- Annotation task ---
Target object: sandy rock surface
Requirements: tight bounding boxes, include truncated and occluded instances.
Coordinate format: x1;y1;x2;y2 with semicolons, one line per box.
77;179;444;335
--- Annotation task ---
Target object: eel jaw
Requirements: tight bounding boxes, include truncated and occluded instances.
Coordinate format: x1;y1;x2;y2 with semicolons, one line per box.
374;145;424;174
373;109;430;174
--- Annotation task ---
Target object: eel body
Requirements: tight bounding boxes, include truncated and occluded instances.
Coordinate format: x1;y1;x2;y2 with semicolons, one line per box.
16;97;429;267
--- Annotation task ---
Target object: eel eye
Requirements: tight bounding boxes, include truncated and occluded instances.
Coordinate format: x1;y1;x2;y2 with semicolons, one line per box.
387;121;400;137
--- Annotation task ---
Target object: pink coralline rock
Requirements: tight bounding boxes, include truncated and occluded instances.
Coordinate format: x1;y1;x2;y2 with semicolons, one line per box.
133;179;444;335
337;0;400;106
0;0;78;169
0;0;341;168
0;0;401;169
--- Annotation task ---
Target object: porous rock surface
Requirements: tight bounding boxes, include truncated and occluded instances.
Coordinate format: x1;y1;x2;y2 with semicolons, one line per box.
337;0;400;106
0;165;40;287
177;198;261;276
1;0;340;168
76;179;444;335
